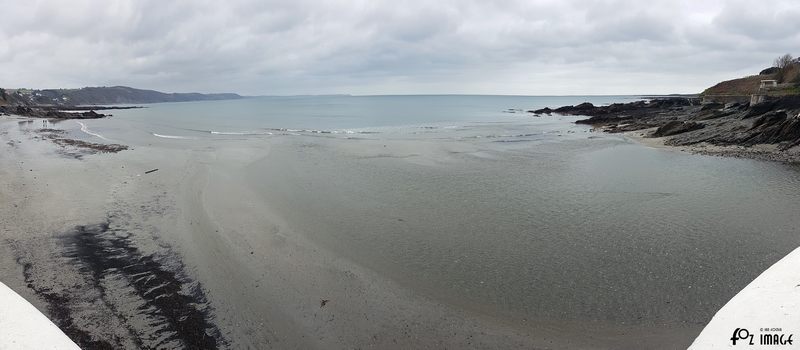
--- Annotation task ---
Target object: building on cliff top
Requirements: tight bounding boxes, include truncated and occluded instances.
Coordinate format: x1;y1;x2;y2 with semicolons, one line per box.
760;80;778;89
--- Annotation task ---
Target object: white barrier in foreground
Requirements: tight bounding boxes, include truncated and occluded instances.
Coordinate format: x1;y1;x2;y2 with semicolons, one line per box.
0;281;80;350
690;247;800;349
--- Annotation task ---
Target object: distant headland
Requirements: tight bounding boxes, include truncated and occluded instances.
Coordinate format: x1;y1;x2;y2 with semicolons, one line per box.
0;86;242;106
0;86;243;119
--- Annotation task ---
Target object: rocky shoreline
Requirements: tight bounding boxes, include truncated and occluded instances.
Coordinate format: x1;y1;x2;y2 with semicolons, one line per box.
0;105;142;119
30;128;129;158
532;96;800;163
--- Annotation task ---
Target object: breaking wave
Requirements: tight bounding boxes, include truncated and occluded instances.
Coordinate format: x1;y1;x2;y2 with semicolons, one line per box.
209;130;273;135
262;128;379;135
152;133;194;140
200;128;380;136
76;121;109;141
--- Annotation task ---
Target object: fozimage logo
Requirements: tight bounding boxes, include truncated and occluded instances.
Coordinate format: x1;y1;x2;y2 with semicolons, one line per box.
731;328;794;346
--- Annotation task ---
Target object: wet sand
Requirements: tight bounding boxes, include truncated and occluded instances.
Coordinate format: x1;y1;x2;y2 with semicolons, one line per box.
0;115;711;349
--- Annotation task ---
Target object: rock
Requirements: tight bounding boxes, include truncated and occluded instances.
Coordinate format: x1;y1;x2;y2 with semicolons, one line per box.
746;111;800;148
554;102;596;114
699;109;737;120
648;98;695;108
45;110;68;118
16;106;34;116
723;102;742;110
529;107;553;114
13;107;107;119
750;111;787;130
575;115;624;125
700;102;723;111
652;121;705;137
80;110;102;118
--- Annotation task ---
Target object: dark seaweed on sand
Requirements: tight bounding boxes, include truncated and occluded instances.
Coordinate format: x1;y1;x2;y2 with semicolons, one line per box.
20;221;224;349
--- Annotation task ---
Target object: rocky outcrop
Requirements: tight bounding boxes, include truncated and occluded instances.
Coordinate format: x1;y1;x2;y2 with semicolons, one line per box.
533;95;800;160
652;121;704;137
532;98;696;118
530;97;701;133
743;111;800;149
3;105;144;119
10;106;108;119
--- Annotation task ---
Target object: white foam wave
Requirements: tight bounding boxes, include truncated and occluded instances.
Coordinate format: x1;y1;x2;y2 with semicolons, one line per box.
209;131;273;135
263;127;378;135
152;133;194;139
75;121;109;141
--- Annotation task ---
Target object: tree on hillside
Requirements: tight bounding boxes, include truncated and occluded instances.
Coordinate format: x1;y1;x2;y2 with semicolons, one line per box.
774;54;794;69
774;54;795;82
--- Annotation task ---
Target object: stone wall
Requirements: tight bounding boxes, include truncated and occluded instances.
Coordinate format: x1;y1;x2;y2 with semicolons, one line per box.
701;94;750;104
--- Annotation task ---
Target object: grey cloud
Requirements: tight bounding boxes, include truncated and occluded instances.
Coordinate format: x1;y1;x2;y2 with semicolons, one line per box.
713;1;800;40
0;0;797;95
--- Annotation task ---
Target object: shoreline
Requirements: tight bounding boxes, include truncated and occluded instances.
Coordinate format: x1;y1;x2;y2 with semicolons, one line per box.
622;128;800;164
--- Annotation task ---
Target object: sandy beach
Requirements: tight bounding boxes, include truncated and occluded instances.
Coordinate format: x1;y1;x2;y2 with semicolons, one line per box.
0;113;721;349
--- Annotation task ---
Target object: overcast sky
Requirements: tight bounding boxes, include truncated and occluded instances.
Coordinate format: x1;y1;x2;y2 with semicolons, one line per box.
0;0;797;95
